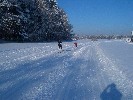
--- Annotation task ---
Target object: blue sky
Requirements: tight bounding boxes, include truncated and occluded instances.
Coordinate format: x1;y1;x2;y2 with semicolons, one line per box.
57;0;133;35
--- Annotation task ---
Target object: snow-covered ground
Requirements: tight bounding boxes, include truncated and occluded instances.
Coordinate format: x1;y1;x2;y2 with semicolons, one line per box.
0;39;133;100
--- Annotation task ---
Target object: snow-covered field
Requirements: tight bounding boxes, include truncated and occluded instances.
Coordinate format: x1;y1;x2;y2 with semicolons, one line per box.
0;39;133;100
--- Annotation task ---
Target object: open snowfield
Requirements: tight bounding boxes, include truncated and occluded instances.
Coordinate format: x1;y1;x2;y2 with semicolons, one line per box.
0;39;133;100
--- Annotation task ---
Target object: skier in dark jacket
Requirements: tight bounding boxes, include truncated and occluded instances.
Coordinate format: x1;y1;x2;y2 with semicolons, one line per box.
58;39;62;49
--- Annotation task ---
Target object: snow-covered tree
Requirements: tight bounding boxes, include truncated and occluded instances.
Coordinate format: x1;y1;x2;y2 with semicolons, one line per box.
0;0;23;41
0;0;72;42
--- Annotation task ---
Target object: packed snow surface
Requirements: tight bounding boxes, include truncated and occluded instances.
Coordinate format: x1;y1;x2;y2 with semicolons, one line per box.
0;39;133;100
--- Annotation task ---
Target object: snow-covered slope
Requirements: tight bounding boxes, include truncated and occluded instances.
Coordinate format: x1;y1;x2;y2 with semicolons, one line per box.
0;40;133;100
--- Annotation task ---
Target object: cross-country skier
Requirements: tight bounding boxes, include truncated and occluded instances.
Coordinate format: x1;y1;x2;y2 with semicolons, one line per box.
58;39;62;49
74;42;77;47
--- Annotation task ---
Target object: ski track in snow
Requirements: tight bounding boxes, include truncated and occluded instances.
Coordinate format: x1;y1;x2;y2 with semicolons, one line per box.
0;40;133;100
95;42;133;99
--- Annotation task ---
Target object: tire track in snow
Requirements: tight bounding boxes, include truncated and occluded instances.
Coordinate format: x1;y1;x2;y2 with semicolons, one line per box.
1;40;133;100
0;43;74;98
0;44;73;72
95;42;133;100
1;42;102;100
17;46;79;100
55;43;103;100
54;45;89;100
0;48;71;100
0;47;57;65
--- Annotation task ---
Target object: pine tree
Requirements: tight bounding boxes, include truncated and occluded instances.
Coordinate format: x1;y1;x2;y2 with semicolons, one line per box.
0;0;73;42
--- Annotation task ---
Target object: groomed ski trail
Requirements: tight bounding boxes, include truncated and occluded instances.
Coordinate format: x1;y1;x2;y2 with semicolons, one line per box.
0;41;133;100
